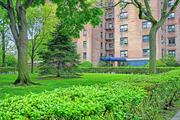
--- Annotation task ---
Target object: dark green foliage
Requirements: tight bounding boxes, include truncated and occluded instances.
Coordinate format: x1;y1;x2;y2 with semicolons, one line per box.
39;24;80;77
0;67;16;74
77;67;177;74
0;69;180;119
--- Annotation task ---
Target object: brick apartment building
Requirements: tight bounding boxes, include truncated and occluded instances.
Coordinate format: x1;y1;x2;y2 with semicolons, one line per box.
74;0;180;66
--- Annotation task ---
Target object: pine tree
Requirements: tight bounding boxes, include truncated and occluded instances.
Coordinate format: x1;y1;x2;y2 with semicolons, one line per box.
40;24;80;77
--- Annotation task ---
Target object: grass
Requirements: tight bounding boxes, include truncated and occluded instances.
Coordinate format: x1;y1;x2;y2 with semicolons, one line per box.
0;73;146;101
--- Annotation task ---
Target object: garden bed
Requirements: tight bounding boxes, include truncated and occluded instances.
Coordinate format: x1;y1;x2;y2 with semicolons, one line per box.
0;69;179;119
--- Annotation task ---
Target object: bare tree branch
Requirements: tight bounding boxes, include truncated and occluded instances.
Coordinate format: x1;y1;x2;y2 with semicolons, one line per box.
166;0;180;17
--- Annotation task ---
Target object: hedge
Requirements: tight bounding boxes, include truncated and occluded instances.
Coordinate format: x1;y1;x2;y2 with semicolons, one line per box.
0;69;180;120
76;67;177;74
0;67;16;74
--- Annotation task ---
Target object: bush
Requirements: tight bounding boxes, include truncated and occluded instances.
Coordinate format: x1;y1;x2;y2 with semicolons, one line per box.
0;67;16;74
162;55;178;67
77;67;176;74
79;61;92;68
6;55;17;67
0;54;17;67
0;69;180;119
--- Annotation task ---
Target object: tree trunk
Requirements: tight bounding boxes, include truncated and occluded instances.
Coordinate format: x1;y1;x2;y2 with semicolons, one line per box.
149;25;158;74
14;38;31;85
31;47;35;74
14;6;32;85
31;57;34;74
1;30;6;67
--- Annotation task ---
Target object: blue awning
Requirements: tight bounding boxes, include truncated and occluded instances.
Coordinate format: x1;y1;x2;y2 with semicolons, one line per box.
100;57;127;62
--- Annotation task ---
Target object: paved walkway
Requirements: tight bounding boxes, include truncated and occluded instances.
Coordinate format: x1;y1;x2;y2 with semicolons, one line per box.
172;110;180;120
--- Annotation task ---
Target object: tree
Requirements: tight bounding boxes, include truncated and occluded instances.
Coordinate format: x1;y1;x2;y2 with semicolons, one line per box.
0;0;45;85
27;3;58;74
40;24;80;77
113;0;180;73
0;8;9;67
0;0;103;85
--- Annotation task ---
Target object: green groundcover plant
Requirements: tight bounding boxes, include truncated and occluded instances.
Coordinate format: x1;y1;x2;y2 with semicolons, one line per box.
0;69;179;120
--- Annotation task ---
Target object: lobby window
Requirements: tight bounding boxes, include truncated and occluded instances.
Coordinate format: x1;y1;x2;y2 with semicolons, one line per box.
143;49;150;56
83;29;87;36
120;50;128;57
120;37;128;45
119;12;128;19
142;35;150;42
83;41;87;49
168;37;176;45
83;52;87;60
120;24;128;32
168;24;175;32
168;50;176;57
142;21;152;29
168;12;175;19
168;0;174;7
100;53;103;57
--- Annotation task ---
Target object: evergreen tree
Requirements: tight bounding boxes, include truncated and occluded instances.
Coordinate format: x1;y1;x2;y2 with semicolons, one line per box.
40;24;80;77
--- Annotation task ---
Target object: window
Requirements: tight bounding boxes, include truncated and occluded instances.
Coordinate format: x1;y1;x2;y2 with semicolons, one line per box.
109;54;114;57
106;23;114;29
120;12;128;19
83;29;87;36
105;33;114;39
108;23;113;28
168;12;175;19
108;2;113;7
100;42;103;49
143;49;150;56
83;41;87;49
168;25;175;32
109;43;114;49
168;37;176;45
83;52;87;60
168;0;174;7
120;37;128;45
120;24;128;32
100;32;103;39
142;21;152;29
120;50;128;57
142;35;150;42
100;53;103;57
106;12;113;19
109;33;114;38
168;50;176;57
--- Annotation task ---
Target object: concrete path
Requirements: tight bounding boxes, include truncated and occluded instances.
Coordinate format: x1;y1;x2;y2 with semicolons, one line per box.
172;110;180;120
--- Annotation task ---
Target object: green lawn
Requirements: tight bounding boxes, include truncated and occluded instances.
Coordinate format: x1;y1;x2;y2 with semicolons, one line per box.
0;73;145;100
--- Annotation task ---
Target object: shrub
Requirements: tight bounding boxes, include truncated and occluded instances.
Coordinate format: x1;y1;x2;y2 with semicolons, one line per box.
162;55;178;67
0;69;180;119
6;55;17;67
77;67;176;74
79;61;92;68
0;67;16;74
